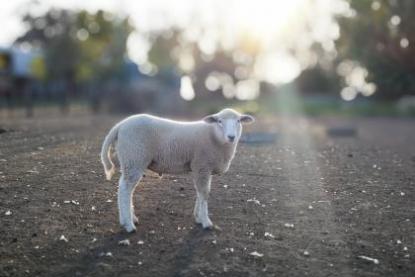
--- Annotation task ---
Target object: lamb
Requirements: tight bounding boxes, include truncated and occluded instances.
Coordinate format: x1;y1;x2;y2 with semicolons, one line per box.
100;108;254;232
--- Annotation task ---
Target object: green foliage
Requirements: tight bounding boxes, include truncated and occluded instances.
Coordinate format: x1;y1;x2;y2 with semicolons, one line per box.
30;56;46;80
147;30;180;70
76;10;133;81
336;0;415;99
295;66;341;93
16;8;133;83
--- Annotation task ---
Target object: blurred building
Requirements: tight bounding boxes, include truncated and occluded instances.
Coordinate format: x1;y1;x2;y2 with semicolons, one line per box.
0;46;43;116
91;60;185;115
0;45;184;116
0;47;42;78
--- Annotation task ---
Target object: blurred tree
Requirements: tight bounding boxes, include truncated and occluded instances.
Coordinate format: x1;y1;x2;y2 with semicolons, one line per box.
30;56;46;80
336;0;415;99
192;50;240;99
76;10;133;82
16;9;79;85
147;30;179;70
15;7;133;105
15;9;78;113
295;66;341;94
146;29;246;100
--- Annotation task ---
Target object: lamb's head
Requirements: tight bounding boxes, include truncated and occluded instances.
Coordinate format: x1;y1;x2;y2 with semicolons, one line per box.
203;108;255;144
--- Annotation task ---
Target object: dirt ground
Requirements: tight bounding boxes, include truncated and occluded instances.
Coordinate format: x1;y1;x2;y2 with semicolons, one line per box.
0;111;414;277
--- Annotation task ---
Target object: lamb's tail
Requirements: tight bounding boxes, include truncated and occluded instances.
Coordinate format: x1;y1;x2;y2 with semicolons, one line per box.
101;124;119;181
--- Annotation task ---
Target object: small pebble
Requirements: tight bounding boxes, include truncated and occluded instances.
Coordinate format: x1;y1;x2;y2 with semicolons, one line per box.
284;223;294;228
98;252;113;257
358;255;379;264
250;251;264;257
264;232;274;238
59;235;68;242
118;239;130;246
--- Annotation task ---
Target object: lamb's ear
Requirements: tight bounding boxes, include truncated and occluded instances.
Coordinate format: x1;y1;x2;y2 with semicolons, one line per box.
240;114;255;124
203;115;218;123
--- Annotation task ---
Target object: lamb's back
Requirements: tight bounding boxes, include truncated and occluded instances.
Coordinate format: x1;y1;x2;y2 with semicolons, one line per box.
120;114;207;146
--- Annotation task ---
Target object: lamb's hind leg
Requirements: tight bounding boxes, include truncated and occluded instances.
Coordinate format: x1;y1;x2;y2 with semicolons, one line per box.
118;170;143;233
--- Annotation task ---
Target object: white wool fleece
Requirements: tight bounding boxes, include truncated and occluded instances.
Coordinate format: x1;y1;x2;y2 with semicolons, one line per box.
101;108;254;232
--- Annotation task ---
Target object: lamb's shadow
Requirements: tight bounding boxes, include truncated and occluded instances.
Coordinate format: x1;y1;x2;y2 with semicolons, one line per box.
55;229;138;277
55;224;215;277
170;226;217;277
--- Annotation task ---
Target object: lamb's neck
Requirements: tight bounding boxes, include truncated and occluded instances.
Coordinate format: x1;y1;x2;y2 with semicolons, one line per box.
221;142;237;161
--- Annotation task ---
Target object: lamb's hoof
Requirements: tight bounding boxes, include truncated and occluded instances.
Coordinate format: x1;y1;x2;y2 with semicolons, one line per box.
203;225;213;230
202;219;213;230
194;216;203;224
133;215;139;225
123;224;136;233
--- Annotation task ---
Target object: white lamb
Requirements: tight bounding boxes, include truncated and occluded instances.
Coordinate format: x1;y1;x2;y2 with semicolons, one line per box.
100;108;254;232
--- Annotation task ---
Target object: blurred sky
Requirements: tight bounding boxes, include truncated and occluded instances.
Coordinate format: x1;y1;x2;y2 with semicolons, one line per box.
0;0;349;86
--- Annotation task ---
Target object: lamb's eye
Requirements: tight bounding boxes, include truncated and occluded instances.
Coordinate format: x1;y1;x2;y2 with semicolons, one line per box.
218;120;222;124
237;119;241;123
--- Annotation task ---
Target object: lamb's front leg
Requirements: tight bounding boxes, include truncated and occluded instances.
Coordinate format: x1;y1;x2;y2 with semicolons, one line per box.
193;171;213;229
193;195;201;224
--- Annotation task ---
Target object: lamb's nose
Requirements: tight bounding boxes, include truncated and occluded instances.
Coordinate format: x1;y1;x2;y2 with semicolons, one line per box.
228;135;235;142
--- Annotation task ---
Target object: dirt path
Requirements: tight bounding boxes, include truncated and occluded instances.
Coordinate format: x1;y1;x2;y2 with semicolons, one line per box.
0;114;414;276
